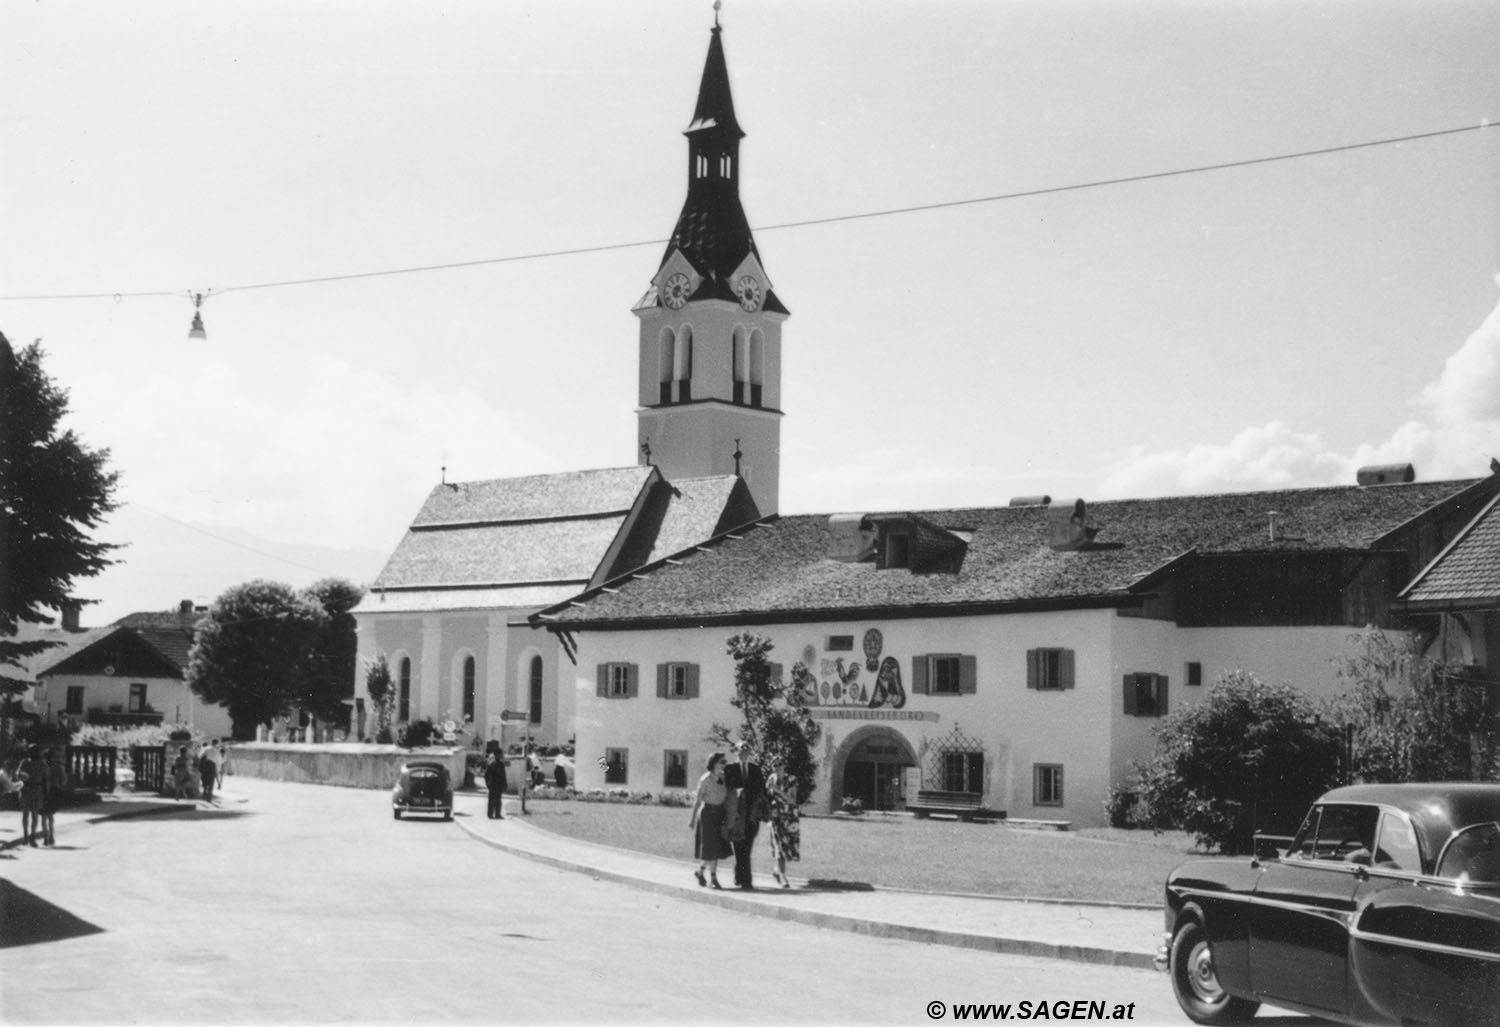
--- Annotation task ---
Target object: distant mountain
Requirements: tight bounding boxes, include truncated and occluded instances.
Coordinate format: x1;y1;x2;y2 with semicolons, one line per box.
68;504;388;629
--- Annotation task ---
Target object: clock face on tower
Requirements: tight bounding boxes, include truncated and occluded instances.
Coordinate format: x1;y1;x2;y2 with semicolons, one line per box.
737;275;763;312
662;272;691;310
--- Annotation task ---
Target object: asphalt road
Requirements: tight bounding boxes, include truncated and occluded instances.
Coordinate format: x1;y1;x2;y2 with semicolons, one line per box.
0;778;1261;1025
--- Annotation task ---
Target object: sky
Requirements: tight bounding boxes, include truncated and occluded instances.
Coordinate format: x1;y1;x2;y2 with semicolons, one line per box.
4;0;1499;627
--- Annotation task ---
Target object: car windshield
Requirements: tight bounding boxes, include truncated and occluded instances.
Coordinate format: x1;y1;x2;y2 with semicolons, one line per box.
1436;822;1500;884
409;768;442;780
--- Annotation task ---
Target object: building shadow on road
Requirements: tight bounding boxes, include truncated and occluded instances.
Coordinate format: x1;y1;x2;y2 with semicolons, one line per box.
116;807;255;822
801;878;876;892
0;879;105;949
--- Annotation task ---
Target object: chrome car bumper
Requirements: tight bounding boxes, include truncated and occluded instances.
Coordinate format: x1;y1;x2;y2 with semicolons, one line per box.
1152;931;1171;973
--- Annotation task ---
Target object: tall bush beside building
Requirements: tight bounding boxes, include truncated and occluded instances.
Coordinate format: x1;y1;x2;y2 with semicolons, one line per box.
1328;628;1494;783
716;633;822;805
1134;670;1342;853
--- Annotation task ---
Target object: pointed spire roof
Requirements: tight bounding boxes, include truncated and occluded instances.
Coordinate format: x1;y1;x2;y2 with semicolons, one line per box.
651;21;787;313
685;25;743;139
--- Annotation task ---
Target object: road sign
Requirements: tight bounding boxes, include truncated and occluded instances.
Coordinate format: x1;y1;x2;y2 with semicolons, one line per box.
442;731;456;742
499;710;529;722
442;720;456;732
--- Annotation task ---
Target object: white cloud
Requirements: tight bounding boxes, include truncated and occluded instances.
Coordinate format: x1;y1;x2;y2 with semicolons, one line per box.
1096;278;1500;497
105;354;556;550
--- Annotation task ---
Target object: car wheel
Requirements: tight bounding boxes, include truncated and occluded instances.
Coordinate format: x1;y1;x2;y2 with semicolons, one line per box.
393;809;402;820
1170;918;1259;1025
443;810;452;821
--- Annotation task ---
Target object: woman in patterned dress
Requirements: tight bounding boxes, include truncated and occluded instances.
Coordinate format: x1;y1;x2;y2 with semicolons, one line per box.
766;757;801;888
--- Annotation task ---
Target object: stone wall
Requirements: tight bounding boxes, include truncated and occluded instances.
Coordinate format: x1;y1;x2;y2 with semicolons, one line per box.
226;742;468;790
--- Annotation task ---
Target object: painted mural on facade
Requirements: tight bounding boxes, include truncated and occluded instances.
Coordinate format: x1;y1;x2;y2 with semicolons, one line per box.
793;627;906;709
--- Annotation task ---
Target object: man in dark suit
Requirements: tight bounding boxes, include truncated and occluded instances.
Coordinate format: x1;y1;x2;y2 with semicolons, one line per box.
723;741;767;889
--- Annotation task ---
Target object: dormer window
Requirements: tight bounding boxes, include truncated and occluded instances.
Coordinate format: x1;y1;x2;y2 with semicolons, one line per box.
885;533;910;569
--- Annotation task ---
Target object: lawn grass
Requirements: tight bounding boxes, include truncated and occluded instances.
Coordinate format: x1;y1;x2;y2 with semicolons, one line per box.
517;800;1227;905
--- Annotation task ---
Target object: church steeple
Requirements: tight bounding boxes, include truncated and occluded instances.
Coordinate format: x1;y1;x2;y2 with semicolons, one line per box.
634;17;787;516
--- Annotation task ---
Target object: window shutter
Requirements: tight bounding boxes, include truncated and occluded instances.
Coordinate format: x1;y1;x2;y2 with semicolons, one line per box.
1123;675;1137;715
958;655;977;694
1059;649;1075;690
1156;674;1168;715
687;663;700;699
626;663;639;698
656;664;668;699
1026;650;1039;690
597;664;608;698
912;656;929;695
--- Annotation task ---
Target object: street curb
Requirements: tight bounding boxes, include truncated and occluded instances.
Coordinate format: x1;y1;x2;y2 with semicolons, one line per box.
456;817;1154;970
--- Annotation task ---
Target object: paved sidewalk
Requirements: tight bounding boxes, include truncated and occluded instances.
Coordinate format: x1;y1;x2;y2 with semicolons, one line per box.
455;792;1162;970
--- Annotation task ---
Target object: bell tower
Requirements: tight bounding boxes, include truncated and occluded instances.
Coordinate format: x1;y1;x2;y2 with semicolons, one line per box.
634;18;786;516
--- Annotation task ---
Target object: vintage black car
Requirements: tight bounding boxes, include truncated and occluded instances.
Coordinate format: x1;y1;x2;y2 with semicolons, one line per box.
391;760;454;821
1158;783;1500;1026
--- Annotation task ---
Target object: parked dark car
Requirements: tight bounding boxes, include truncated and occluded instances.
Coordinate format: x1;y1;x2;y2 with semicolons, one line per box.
391;761;453;821
1158;783;1500;1026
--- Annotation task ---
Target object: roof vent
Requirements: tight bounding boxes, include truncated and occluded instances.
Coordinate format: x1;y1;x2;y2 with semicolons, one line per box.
1009;495;1052;507
826;514;875;562
1356;463;1415;486
1048;498;1097;551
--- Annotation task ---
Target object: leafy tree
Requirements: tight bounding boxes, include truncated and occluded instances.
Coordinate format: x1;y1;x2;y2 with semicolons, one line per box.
185;580;327;737
297;577;365;730
0;335;120;694
364;654;396;744
1134;670;1342;853
1328;627;1494;783
711;633;822;805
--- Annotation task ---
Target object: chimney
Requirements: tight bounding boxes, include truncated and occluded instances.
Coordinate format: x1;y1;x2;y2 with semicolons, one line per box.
1356;463;1415;486
1267;510;1280;542
826;514;875;561
1048;498;1096;551
60;601;81;632
179;599;195;625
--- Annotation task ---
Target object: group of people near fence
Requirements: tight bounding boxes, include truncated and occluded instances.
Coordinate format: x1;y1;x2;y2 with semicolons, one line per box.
168;740;229;801
2;745;68;848
687;741;801;891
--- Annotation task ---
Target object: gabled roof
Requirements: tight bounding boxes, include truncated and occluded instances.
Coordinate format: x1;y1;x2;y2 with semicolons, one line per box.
537;478;1486;628
34;625;189;680
1400;490;1500;608
357;467;760;616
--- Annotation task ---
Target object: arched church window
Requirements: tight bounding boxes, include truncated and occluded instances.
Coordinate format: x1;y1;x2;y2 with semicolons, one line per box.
675;325;693;402
461;655;475;720
749;329;765;407
658;328;675;404
398;656;411;722
732;326;749;404
529;655;543;725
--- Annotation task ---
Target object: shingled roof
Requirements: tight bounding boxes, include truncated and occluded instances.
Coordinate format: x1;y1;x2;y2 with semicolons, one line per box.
357;466;760;616
1401;491;1500;608
538;477;1489;628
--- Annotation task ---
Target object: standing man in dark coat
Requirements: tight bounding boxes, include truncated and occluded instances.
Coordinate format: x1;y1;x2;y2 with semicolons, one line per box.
483;750;507;820
723;741;767;889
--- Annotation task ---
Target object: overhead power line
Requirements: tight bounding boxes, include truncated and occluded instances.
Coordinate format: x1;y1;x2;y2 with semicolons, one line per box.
1;120;1493;303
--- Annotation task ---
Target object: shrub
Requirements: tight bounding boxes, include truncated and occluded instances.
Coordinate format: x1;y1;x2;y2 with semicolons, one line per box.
1104;784;1138;828
1328;628;1495;783
397;718;437;748
1135;670;1341;853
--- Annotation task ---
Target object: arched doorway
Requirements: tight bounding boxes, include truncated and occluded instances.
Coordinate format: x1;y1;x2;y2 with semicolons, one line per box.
839;729;917;813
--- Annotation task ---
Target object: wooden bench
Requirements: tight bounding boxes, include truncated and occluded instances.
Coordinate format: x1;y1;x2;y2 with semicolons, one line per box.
908;789;989;822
